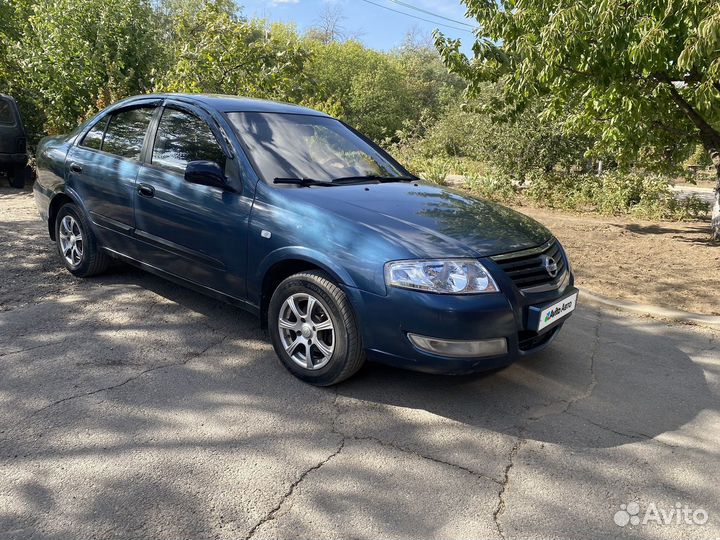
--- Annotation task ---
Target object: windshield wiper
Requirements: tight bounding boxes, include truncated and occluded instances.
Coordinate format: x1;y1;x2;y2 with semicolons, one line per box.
273;177;336;187
273;175;418;187
330;175;418;184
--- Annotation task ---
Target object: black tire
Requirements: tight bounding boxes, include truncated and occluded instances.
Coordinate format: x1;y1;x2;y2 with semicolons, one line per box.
268;270;365;386
55;203;110;277
7;164;25;189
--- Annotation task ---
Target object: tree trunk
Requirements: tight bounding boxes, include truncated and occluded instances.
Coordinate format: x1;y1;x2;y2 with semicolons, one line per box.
664;81;720;239
712;150;720;241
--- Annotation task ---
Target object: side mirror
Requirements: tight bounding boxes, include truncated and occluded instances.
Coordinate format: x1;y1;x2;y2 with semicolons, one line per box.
185;160;228;190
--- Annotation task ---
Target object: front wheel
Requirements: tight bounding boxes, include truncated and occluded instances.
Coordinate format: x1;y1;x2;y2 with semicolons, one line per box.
55;203;110;277
268;271;365;386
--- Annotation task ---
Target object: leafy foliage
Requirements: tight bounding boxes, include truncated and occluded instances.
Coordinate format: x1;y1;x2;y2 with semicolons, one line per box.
394;82;592;181
435;0;720;234
302;39;461;141
523;170;710;219
12;0;161;135
435;0;720;168
157;2;312;103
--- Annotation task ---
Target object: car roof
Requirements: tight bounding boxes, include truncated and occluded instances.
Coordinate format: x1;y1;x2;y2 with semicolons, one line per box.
123;93;330;117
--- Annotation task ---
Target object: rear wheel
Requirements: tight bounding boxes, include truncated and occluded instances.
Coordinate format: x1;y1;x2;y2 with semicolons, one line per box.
55;203;110;277
7;164;26;188
268;270;365;386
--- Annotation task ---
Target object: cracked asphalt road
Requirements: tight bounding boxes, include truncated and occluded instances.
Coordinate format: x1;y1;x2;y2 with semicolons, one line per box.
1;186;719;539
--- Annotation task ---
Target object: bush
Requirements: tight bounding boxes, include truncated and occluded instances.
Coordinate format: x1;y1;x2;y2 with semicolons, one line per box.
394;132;710;221
466;175;518;203
416;85;593;180
522;170;711;220
663;195;713;221
391;144;490;186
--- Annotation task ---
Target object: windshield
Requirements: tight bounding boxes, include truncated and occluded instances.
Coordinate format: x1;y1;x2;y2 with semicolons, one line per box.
226;112;406;183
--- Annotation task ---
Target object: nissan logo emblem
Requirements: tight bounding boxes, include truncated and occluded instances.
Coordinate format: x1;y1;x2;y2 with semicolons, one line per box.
541;255;559;278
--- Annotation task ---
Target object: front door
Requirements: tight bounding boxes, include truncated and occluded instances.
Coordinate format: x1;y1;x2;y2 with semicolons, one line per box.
133;105;250;298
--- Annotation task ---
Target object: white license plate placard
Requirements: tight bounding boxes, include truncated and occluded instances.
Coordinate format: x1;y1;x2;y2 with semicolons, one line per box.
536;292;578;331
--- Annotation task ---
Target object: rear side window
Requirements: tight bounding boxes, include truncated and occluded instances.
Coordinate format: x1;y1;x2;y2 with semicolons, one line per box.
103;107;155;160
152;108;225;173
0;99;15;125
81;118;108;150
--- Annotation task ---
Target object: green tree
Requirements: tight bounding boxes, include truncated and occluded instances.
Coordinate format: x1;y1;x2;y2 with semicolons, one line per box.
302;41;410;140
420;83;592;179
393;33;465;117
15;0;161;135
304;38;462;142
2;2;48;139
436;0;720;238
157;1;311;103
0;2;13;88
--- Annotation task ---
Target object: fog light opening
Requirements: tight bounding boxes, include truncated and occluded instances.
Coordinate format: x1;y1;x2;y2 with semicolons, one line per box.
407;334;508;358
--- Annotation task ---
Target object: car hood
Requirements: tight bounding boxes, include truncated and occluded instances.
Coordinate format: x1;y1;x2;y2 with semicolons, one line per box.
291;182;552;258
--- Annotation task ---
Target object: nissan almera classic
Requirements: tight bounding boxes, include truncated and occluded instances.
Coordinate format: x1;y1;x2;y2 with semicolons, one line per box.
34;94;579;385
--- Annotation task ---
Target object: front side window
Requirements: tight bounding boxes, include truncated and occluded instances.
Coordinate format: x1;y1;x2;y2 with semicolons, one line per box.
102;107;155;160
81;117;108;150
152;108;226;173
0;99;15;125
226;112;404;183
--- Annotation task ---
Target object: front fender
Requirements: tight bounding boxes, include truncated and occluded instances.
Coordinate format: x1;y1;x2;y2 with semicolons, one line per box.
252;246;359;294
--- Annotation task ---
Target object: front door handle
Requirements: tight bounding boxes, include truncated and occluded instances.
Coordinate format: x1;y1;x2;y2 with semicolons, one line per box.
137;183;155;198
69;163;82;174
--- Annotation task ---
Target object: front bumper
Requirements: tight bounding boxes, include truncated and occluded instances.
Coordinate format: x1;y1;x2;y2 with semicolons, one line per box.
344;272;578;375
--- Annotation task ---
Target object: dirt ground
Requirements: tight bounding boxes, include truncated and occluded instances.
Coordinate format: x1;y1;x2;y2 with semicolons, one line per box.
514;205;720;315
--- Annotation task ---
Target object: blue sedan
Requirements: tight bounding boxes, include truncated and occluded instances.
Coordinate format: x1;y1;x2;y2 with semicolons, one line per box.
34;94;578;385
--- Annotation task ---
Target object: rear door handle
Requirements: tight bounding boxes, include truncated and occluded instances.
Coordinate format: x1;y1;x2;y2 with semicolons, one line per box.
137;183;155;198
69;163;82;174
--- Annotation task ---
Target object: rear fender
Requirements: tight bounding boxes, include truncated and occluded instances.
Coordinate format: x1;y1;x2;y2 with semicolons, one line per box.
45;187;89;240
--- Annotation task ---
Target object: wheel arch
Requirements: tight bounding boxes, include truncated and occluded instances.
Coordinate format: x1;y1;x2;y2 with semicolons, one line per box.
258;251;356;328
47;192;76;240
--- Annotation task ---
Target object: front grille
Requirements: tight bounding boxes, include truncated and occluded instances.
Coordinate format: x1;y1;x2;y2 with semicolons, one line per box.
491;238;566;292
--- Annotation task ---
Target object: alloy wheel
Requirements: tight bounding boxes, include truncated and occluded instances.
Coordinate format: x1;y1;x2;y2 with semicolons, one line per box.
58;215;83;267
278;292;335;370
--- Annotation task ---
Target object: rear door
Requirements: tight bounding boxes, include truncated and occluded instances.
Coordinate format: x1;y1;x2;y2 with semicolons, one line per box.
133;103;250;297
66;103;157;254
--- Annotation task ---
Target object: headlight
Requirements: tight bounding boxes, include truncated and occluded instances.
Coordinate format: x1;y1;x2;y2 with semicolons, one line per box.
384;259;498;294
